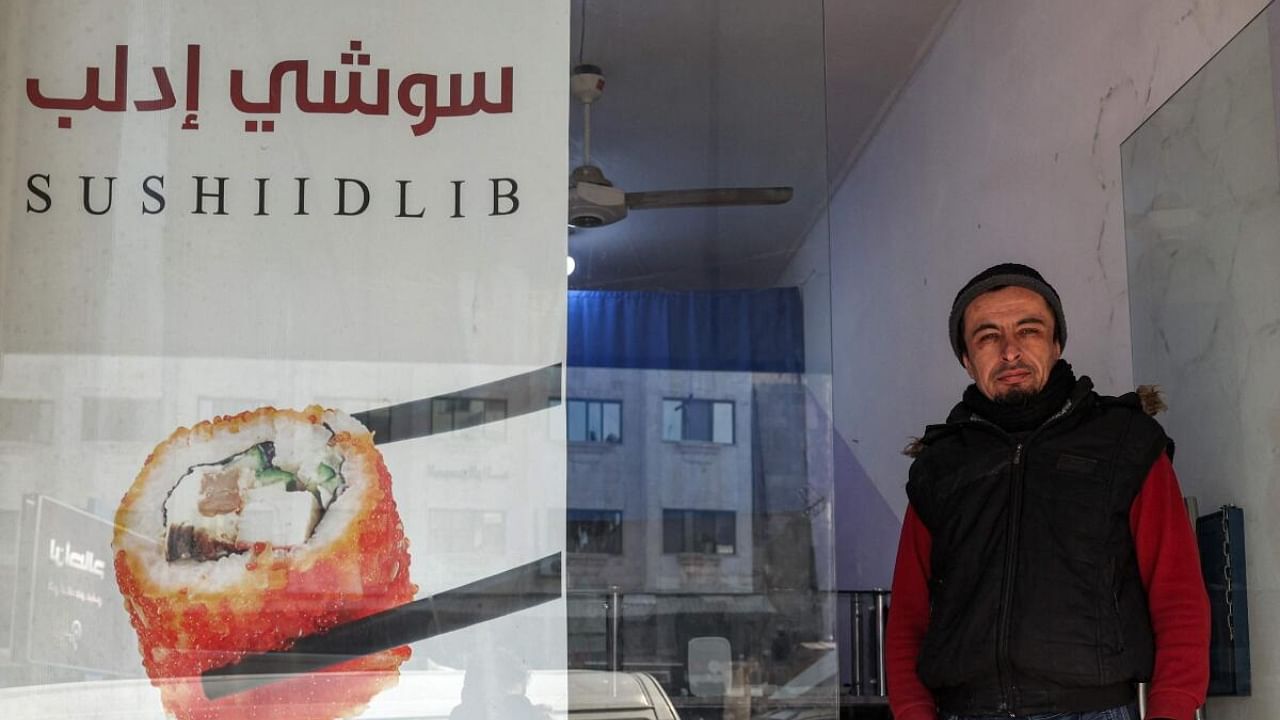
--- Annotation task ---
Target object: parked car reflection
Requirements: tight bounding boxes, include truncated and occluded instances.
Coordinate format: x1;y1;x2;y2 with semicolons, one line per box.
0;669;680;720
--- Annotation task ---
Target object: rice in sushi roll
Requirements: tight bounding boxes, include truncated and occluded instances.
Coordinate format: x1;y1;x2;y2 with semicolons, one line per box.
113;406;416;720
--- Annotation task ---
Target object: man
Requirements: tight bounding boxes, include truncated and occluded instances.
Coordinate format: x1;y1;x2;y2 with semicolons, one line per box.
886;263;1210;720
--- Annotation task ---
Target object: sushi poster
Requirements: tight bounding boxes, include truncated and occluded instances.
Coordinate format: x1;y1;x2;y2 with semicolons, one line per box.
0;1;569;718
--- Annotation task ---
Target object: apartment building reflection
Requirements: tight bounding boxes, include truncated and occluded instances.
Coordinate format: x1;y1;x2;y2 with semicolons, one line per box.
564;363;835;719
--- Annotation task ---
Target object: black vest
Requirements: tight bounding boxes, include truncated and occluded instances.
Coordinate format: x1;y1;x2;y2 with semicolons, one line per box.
906;378;1170;715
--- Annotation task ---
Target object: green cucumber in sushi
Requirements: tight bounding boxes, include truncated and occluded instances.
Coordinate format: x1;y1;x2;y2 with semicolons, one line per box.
163;436;347;562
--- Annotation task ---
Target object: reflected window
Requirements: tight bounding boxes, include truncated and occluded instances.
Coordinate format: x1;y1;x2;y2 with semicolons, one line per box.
0;398;55;444
430;397;508;433
81;397;162;442
661;399;734;444
567;509;623;554
567;399;622;443
662;509;736;554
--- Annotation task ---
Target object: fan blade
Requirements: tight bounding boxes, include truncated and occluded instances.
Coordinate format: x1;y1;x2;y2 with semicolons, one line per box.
624;187;793;210
576;180;626;207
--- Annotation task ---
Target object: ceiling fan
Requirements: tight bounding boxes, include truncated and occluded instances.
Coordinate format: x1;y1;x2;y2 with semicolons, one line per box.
568;64;794;228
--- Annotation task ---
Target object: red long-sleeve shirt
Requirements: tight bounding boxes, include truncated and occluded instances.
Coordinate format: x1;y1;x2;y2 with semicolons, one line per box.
886;452;1210;720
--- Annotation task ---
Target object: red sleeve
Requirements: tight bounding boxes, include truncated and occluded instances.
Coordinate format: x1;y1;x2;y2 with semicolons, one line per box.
1129;452;1211;720
886;504;937;720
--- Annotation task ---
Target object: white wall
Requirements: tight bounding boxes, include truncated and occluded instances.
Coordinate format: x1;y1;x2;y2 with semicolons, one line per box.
791;0;1274;592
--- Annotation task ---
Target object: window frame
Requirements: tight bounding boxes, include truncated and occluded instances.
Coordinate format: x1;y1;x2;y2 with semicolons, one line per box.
661;508;737;555
565;398;624;444
566;508;625;555
660;397;735;445
429;396;509;435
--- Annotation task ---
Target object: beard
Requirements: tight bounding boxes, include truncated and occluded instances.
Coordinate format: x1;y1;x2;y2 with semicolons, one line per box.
993;386;1039;406
986;361;1042;406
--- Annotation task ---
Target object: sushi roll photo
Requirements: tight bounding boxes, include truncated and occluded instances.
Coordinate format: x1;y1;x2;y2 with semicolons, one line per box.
113;406;417;720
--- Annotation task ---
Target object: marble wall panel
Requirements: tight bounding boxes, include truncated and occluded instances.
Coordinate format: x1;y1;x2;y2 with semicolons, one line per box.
1124;8;1280;717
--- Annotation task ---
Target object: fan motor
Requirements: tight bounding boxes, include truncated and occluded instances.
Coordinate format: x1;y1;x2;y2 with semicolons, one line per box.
568;188;627;227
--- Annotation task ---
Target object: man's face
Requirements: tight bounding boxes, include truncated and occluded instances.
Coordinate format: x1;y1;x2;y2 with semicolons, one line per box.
960;286;1062;403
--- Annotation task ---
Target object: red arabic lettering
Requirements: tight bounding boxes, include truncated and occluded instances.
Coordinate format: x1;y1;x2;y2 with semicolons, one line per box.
25;41;512;137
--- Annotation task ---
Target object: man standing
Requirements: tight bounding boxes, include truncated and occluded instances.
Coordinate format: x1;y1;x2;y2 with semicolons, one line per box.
886;264;1210;720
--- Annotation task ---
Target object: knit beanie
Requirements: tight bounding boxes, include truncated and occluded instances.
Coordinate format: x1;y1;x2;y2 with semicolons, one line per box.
949;263;1066;364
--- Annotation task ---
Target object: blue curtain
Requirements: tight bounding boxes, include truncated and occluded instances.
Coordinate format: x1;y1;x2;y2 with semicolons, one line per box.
567;288;804;373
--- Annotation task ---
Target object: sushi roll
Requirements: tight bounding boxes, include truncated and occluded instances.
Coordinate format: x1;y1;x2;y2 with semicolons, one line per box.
113;406;416;720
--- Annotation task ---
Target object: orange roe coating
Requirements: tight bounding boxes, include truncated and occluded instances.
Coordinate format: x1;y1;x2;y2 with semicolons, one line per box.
113;407;416;720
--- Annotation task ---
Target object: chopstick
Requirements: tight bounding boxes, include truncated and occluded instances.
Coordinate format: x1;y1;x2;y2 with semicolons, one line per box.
202;365;565;699
353;363;562;445
201;552;562;700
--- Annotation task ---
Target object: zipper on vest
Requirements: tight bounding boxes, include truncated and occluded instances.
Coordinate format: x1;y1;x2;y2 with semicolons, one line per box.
963;400;1077;714
996;441;1025;713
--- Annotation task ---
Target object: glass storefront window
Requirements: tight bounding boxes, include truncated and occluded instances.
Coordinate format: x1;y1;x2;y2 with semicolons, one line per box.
562;2;836;718
1;1;834;719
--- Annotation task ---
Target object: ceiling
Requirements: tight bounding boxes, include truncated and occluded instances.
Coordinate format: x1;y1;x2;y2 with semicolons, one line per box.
566;0;957;291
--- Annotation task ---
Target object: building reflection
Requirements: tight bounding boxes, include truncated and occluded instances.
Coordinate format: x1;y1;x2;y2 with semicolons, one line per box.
564;364;836;720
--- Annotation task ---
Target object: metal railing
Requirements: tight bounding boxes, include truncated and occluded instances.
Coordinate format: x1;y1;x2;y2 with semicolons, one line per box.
841;589;890;701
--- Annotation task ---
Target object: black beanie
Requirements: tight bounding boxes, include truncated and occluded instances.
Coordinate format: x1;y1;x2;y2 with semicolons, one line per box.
949;263;1066;364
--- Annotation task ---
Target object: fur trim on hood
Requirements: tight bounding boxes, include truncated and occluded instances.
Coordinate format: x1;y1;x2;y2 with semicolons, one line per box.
1136;384;1166;416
